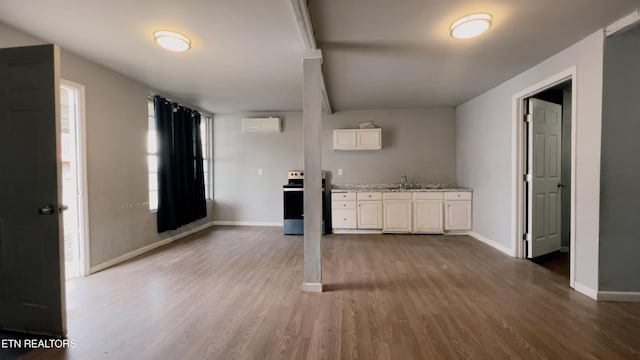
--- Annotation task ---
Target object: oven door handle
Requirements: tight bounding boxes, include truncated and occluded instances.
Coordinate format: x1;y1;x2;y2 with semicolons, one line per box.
283;188;304;192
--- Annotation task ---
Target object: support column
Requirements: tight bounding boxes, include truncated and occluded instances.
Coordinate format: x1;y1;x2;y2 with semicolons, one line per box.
302;50;323;293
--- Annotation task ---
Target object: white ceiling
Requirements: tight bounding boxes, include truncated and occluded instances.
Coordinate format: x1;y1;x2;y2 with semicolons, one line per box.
0;1;638;113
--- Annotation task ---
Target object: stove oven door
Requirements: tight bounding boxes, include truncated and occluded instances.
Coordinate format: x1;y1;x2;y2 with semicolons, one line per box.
283;187;304;220
283;187;304;234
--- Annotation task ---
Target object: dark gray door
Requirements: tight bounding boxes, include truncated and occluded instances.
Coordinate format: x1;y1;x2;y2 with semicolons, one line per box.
0;44;66;336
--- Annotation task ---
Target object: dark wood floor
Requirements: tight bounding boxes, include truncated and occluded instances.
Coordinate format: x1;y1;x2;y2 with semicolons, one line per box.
6;226;640;359
531;250;570;280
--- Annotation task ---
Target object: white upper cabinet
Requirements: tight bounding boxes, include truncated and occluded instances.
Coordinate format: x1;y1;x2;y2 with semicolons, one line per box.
333;130;357;150
356;129;382;150
333;129;381;150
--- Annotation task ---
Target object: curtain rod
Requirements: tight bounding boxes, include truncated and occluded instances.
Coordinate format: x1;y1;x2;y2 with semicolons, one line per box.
148;92;213;118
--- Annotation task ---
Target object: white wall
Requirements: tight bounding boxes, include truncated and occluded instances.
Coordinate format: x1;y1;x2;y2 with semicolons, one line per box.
456;30;605;291
60;52;215;267
0;21;215;268
324;108;456;185
213;112;302;224
213;108;456;223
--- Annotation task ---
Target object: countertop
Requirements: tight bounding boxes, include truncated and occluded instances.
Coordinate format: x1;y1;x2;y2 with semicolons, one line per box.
331;183;471;193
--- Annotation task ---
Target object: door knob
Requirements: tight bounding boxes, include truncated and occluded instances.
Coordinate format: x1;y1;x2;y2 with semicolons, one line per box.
37;204;56;215
557;183;566;188
59;205;69;212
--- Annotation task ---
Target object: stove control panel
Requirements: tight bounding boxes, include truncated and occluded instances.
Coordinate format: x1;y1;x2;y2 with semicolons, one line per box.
287;170;326;180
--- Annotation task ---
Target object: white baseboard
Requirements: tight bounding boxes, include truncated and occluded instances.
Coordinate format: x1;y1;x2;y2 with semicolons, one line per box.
90;220;216;274
332;229;382;234
574;281;598;300
302;282;324;292
597;291;640;302
213;221;283;227
469;231;514;257
444;230;471;236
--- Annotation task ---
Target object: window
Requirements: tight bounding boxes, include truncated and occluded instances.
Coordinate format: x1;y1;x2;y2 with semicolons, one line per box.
148;98;212;211
200;113;212;200
148;100;159;211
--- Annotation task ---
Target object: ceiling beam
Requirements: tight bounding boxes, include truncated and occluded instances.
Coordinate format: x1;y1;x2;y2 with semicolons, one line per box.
290;0;333;114
605;9;640;37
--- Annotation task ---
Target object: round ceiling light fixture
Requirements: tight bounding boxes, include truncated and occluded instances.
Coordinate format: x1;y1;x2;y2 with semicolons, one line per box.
450;13;492;39
154;30;191;52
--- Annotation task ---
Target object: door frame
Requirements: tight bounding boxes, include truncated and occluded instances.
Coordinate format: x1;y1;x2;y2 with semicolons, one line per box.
511;67;577;288
61;79;91;277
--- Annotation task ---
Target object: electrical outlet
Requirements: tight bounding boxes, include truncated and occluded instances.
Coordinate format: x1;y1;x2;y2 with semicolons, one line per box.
338;168;343;176
258;168;263;176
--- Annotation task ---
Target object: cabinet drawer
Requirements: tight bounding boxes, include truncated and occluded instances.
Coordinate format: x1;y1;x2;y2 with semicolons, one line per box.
332;208;357;229
357;192;382;200
412;192;444;200
332;200;356;209
444;192;472;200
383;192;412;200
332;192;356;201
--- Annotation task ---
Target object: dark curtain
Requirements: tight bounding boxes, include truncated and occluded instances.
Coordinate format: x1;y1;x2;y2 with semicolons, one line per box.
155;96;207;232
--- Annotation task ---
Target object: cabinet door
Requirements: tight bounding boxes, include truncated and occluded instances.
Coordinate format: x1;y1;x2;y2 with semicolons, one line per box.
333;130;357;150
383;201;412;233
357;201;383;229
444;201;472;230
414;200;443;233
356;129;381;150
333;208;357;229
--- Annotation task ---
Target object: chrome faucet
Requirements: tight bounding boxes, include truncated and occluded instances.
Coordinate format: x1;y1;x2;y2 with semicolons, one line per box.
400;174;408;189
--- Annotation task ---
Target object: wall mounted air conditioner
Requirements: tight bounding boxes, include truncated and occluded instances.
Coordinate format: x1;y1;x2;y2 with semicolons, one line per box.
242;117;281;133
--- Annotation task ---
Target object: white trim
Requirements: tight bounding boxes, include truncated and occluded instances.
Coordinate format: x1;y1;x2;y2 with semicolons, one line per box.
605;9;640;37
302;282;324;292
512;67;577;289
444;230;471;236
574;281;598;300
61;79;90;278
332;229;382;234
213;221;282;227
469;231;515;257
90;221;216;273
597;291;640;302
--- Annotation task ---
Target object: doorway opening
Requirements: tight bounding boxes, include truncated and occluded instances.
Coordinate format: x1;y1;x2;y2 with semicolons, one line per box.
527;81;572;280
513;68;576;288
60;80;89;280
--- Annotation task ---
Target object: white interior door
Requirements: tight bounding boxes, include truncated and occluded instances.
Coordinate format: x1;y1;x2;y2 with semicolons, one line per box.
527;98;562;258
0;44;66;336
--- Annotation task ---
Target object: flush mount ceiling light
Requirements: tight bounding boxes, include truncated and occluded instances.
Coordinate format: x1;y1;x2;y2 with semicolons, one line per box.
154;30;191;52
450;13;492;39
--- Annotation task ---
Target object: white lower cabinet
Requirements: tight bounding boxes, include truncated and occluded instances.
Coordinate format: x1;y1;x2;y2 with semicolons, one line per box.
383;192;412;233
334;190;472;233
357;192;383;229
413;201;443;233
444;192;472;231
331;192;357;229
333;208;357;229
412;192;443;234
332;192;382;230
